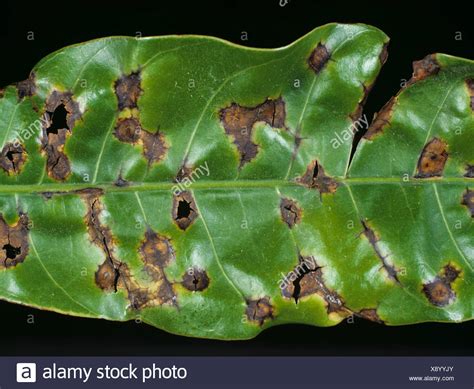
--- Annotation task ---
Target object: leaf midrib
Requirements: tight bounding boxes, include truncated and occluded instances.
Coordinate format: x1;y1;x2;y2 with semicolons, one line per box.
0;177;469;194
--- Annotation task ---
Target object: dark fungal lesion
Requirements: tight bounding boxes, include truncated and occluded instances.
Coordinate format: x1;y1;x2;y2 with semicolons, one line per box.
415;138;448;178
0;142;27;175
181;267;210;292
0;212;30;269
422;264;461;307
461;189;474;217
279;197;301;228
360;220;399;283
308;42;331;74
15;72;36;100
219;97;286;168
114;71;142;110
172;191;198;230
41;91;82;181
297;160;338;194
245;297;274;326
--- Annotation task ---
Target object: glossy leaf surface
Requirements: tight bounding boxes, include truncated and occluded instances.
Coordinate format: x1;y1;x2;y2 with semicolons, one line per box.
0;23;472;339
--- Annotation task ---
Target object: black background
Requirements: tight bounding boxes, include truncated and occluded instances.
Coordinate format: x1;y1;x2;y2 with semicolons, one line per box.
1;0;473;356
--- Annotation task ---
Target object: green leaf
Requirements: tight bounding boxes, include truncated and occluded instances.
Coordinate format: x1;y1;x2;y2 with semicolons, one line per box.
0;23;472;340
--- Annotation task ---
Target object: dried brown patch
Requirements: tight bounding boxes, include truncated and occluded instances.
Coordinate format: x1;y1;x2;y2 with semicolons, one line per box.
364;97;396;140
175;164;193;183
280;197;301;228
350;84;372;123
0;212;29;269
114;117;168;166
415;138;448;178
308;43;331;74
41;91;81;181
219;97;286;168
114;173;129;187
297;160;338;194
172;191;198;230
79;189;122;292
461;189;474;217
115;71;142;110
114;118;141;143
361;220;399;283
466;79;474;111
79;188;177;309
133;228;177;308
182;267;210;292
245;297;273;326
281;255;347;314
410;54;440;84
16;73;36;99
355;308;384;324
423;264;461;307
0;142;27;175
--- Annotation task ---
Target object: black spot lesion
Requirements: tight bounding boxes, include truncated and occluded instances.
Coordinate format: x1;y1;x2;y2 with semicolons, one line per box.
181;267;210;292
308;43;331;74
41;91;82;181
423;264;461;307
466;79;474;111
415;138;448;178
114;71;142;110
0;142;27;175
297;160;338;194
172;191;198;230
219;97;286;168
245;297;274;326
0;212;30;270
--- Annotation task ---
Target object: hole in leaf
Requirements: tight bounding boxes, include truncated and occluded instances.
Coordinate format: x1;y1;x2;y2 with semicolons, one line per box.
176;199;191;220
46;103;68;135
3;243;21;259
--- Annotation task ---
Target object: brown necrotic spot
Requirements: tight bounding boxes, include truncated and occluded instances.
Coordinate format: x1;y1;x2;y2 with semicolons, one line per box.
219;97;286;168
0;142;27;175
466;79;474;111
360;220;399;283
308;43;331;74
16;73;36;100
115;71;142;110
461;189;474;217
297;160;338;194
423;264;461;307
172;191;198;230
355;308;384;324
80;189;122;292
281;255;347;314
0;212;29;269
364;96;396;140
114;118;168;166
182;267;210;291
134;228;177;308
114;117;141;143
410;54;440;84
415;137;448;178
245;297;273;326
280;197;301;228
41;91;81;181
